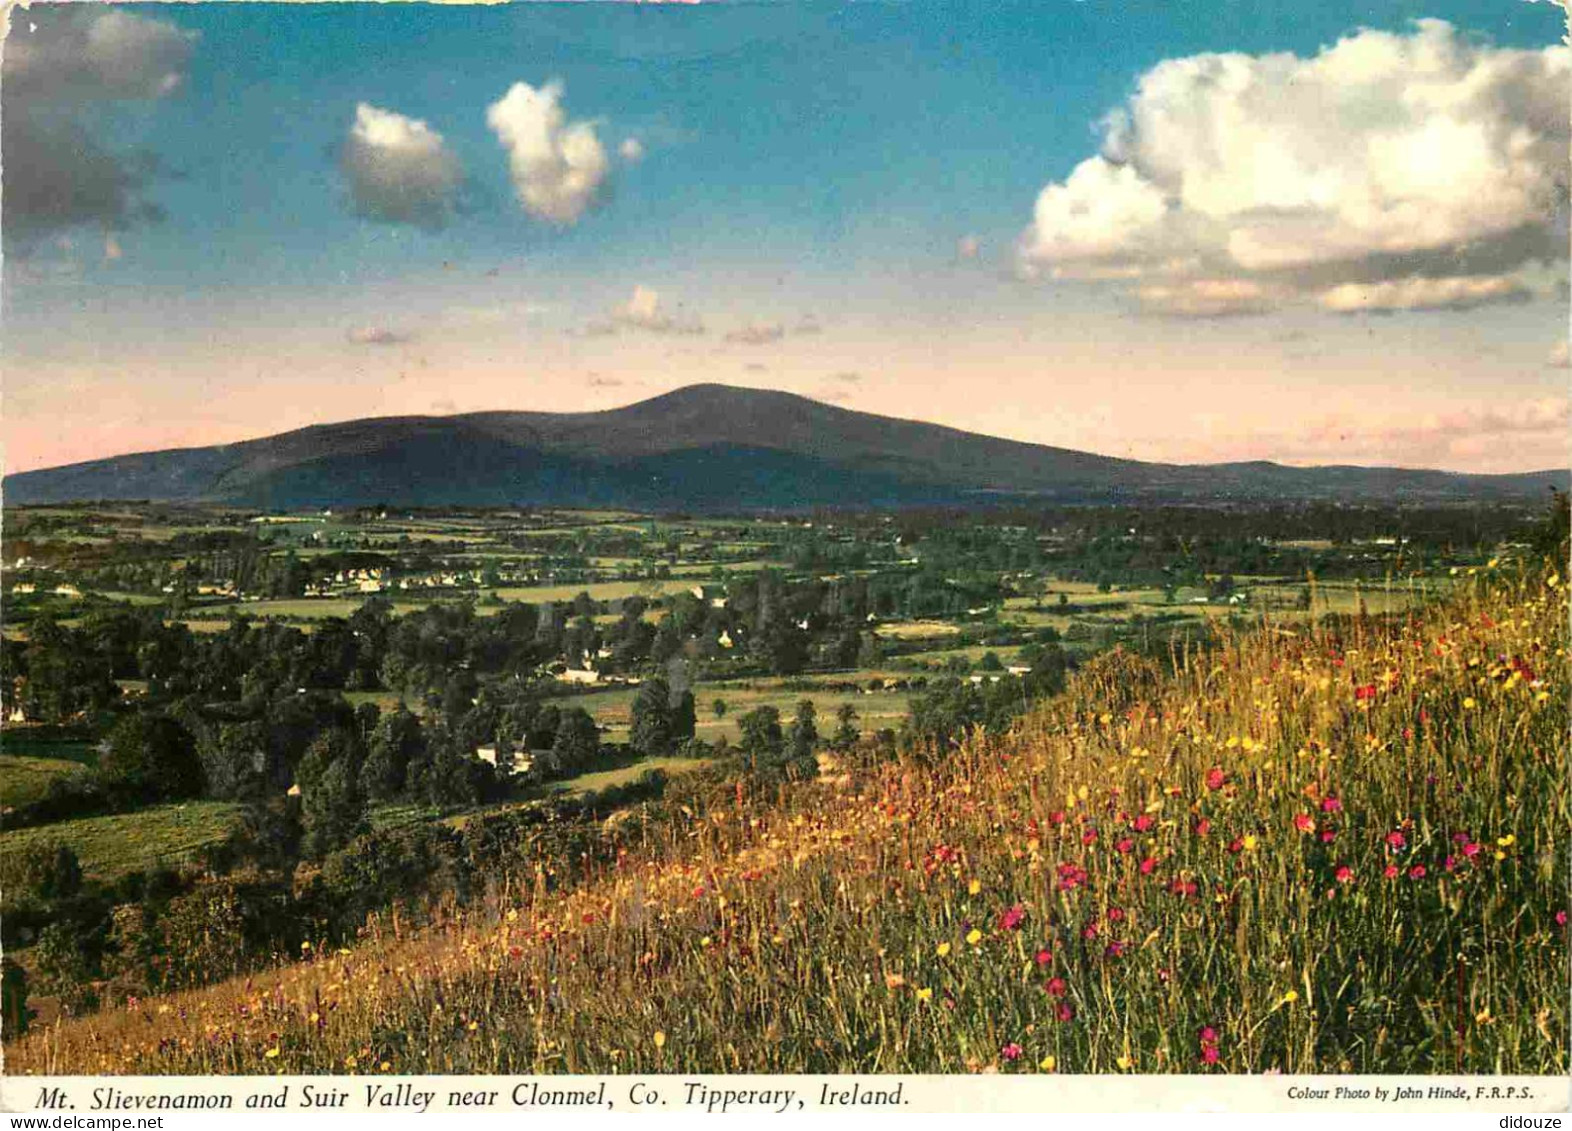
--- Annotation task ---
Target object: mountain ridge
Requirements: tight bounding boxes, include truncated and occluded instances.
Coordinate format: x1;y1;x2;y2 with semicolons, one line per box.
6;383;1565;509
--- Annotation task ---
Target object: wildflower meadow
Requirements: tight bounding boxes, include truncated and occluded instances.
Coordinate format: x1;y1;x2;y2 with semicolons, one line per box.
8;563;1567;1076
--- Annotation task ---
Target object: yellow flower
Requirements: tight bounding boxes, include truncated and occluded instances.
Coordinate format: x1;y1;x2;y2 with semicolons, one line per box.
1039;1055;1056;1072
344;1055;357;1069
968;879;982;895
701;936;713;948
936;942;952;957
1496;834;1516;847
1280;990;1299;1005
1116;1055;1134;1070
653;1031;667;1050
1463;697;1477;709
264;1047;280;1059
966;928;983;946
916;987;933;1002
1241;834;1258;851
506;909;518;922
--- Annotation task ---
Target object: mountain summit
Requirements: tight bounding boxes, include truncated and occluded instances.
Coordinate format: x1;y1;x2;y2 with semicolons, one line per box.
5;384;1564;508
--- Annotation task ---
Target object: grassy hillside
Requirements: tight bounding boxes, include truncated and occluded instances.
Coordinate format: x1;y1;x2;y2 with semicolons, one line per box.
7;564;1566;1075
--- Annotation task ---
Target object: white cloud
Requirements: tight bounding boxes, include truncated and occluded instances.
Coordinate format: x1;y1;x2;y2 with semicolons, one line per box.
1137;278;1278;318
610;285;704;334
487;81;610;225
1020;21;1569;313
341;103;464;227
4;8;196;102
619;137;646;163
724;323;786;345
347;325;410;346
1318;274;1532;313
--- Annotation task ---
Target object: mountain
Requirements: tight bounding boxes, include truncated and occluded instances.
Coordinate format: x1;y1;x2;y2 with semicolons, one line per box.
5;384;1565;509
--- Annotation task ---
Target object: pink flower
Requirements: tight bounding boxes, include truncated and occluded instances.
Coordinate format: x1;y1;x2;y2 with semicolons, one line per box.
1001;1042;1023;1062
1133;814;1154;833
1055;1001;1076;1023
1334;865;1355;884
1385;831;1406;850
1198;1026;1218;1043
1320;797;1343;814
1205;768;1226;791
1319;829;1337;844
1294;813;1315;833
1116;837;1135;854
1384;865;1400;879
1408;865;1427;880
998;904;1027;932
1046;977;1068;997
1201;1045;1220;1065
1556;910;1568;929
1034;948;1053;967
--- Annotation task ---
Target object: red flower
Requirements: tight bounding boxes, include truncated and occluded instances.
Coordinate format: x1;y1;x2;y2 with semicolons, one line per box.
1383;864;1400;879
1081;829;1099;846
1201;1045;1220;1065
1334;864;1355;884
1198;1026;1218;1043
1107;907;1126;922
1139;856;1158;875
1001;1042;1023;1062
1319;829;1337;844
1320;796;1343;813
1194;818;1211;838
1385;831;1406;850
1034;948;1053;967
1116;837;1135;854
1354;684;1377;701
1293;813;1315;833
1556;911;1568;928
1132;814;1154;832
1408;865;1427;880
998;904;1027;932
1046;977;1068;997
1055;1001;1076;1023
1205;768;1226;791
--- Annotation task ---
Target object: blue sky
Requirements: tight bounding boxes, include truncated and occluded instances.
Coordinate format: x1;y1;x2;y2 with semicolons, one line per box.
4;1;1568;473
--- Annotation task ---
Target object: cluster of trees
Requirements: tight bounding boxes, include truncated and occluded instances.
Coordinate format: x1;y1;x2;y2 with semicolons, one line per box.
0;765;678;1022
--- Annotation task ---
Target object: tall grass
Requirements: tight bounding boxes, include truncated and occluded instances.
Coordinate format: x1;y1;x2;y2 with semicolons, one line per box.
8;564;1566;1075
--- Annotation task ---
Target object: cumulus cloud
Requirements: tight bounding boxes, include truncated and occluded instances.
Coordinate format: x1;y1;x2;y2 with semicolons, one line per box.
340;103;464;227
1288;398;1571;466
1318;274;1532;314
724;323;786;345
610;285;704;334
1019;21;1569;314
2;8;195;243
487;80;610;225
4;8;195;102
346;325;410;346
619;137;646;163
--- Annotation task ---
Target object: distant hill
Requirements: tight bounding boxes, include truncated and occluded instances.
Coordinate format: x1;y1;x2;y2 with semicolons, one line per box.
5;384;1565;509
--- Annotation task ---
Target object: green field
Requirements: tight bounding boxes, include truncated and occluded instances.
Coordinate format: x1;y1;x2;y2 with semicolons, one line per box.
569;678;912;745
0;755;90;810
0;801;244;880
547;755;715;797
